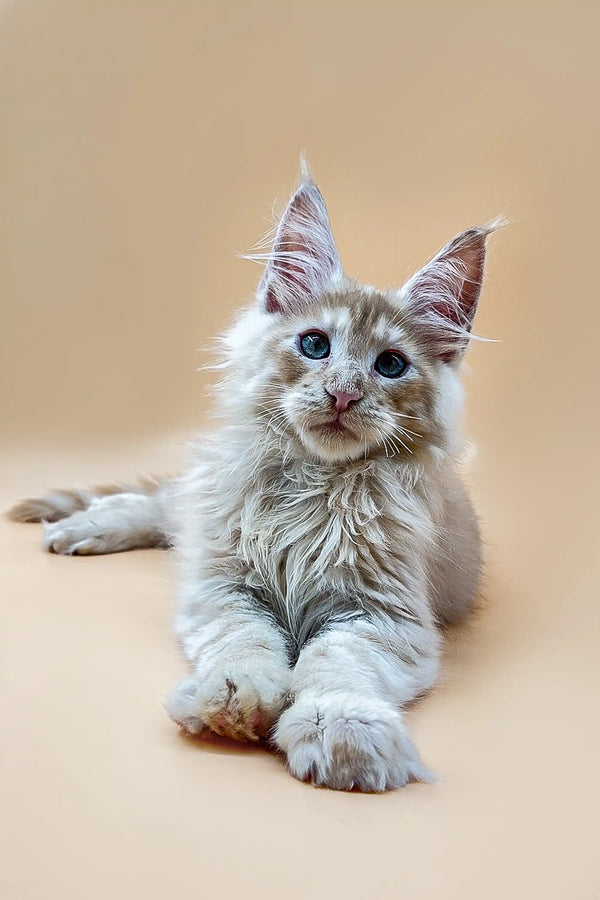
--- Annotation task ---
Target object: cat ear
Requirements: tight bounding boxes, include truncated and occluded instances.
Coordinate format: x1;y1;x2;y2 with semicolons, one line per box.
402;223;498;363
254;172;342;315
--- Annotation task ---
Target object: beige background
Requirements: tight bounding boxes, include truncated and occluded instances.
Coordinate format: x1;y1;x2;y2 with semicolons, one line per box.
1;1;599;898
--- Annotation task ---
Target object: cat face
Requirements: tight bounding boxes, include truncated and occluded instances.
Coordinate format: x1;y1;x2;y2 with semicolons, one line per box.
225;169;496;464
261;288;444;462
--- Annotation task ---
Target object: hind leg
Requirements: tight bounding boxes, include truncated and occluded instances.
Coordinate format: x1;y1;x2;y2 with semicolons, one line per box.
44;493;167;555
428;473;482;625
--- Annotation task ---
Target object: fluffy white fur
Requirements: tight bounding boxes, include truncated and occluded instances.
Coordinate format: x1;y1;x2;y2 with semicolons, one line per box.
44;492;166;554
9;167;496;791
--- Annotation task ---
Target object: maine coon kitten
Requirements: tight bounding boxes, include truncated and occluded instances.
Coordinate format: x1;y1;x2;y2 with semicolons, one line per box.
9;167;497;792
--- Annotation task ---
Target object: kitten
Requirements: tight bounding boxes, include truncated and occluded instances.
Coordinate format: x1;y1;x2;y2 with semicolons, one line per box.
8;166;498;792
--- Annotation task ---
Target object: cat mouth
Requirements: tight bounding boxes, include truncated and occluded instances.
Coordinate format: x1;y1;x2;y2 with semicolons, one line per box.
310;419;356;438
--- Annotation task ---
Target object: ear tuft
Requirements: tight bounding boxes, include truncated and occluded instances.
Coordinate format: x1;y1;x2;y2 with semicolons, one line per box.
299;152;314;186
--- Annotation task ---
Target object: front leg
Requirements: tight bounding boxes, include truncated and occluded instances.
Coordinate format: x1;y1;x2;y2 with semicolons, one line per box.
275;612;440;791
165;578;292;741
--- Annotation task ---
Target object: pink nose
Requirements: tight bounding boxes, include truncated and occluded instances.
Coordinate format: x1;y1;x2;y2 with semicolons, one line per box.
326;388;362;414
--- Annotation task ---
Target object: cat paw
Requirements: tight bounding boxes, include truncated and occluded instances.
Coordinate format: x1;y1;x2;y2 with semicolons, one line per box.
43;495;151;555
165;664;291;742
44;514;114;555
275;692;433;792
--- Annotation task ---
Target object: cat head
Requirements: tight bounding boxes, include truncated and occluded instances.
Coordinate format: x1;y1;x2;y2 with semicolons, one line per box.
222;168;498;464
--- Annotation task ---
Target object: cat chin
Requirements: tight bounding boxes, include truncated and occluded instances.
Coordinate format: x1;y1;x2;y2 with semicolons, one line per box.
298;429;368;464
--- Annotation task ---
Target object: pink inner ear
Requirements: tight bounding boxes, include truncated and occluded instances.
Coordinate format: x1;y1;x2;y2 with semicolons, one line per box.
265;287;282;314
260;181;341;314
265;237;311;312
272;234;317;291
404;227;489;362
443;238;485;325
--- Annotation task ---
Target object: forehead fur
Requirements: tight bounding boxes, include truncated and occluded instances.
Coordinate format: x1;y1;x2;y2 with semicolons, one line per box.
316;283;410;342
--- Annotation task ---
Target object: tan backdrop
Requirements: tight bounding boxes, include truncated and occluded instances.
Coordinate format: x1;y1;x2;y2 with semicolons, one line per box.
1;2;599;898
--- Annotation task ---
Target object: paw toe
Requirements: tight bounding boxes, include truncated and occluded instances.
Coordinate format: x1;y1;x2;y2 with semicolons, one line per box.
164;679;205;735
165;669;290;742
276;693;432;792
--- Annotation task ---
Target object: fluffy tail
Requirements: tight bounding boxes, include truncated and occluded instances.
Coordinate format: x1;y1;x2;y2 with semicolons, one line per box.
7;477;170;555
7;478;160;523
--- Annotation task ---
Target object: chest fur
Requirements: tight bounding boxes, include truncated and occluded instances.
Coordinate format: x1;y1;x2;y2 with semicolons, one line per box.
236;462;430;619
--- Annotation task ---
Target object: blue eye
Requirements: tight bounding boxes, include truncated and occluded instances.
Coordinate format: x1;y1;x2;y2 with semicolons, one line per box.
374;351;409;378
300;331;330;360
